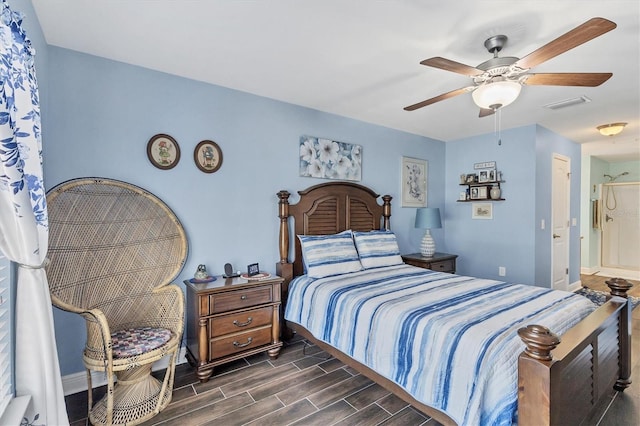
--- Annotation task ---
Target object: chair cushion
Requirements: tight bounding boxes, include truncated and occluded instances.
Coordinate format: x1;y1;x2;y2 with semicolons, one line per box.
111;327;172;358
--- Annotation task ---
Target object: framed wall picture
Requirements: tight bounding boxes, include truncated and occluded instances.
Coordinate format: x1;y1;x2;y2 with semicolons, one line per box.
147;134;180;170
194;140;223;173
401;156;427;207
299;135;362;181
472;202;493;219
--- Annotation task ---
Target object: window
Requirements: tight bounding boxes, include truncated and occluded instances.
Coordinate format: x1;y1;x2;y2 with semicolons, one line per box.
0;252;13;417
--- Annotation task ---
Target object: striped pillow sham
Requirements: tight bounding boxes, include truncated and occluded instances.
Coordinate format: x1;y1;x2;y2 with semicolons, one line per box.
353;230;403;269
298;230;362;278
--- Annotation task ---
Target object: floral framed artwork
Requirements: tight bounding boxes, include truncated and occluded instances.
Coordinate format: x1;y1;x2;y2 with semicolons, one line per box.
194;140;223;173
401;156;427;207
472;202;493;219
299;135;362;181
147;134;180;170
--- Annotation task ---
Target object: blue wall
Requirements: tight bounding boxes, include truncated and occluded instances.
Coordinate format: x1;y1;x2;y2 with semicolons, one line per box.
445;126;537;284
445;124;582;287
43;47;446;375
13;0;583;378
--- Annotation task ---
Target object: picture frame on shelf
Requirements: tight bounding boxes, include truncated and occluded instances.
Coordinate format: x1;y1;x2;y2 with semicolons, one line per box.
472;202;493;219
465;173;477;184
401;156;427;207
147;133;180;170
478;170;490;182
488;169;497;182
470;186;488;200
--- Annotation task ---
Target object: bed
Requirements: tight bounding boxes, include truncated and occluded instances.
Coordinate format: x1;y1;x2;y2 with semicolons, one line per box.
274;182;633;426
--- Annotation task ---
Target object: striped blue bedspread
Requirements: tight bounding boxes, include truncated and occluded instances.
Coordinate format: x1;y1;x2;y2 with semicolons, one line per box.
284;264;595;425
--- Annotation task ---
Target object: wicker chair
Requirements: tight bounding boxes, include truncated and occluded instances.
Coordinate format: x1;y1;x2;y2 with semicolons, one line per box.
46;178;188;426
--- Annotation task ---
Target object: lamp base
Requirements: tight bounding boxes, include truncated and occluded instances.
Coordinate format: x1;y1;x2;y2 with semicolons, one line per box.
420;230;436;258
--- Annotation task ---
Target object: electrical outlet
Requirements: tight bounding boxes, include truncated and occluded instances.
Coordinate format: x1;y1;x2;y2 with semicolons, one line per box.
499;266;506;276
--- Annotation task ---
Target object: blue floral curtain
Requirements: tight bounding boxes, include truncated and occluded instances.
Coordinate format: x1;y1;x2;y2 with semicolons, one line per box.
0;1;68;424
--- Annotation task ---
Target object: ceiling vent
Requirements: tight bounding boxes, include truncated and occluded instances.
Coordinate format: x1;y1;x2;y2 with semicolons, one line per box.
543;96;592;110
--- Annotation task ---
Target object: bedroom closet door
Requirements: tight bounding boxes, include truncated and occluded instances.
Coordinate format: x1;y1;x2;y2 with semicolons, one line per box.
551;154;570;290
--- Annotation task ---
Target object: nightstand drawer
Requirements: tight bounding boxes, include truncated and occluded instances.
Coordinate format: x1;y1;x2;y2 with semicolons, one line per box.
209;306;273;338
403;258;425;269
209;285;273;314
401;253;457;274
430;259;454;273
209;326;272;360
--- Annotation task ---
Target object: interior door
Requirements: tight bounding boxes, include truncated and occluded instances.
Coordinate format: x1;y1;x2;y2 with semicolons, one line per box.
552;154;570;290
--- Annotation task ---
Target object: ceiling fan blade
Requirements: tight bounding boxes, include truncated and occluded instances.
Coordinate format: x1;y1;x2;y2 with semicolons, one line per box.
479;108;495;118
404;87;474;111
420;57;484;76
523;72;612;86
515;17;616;70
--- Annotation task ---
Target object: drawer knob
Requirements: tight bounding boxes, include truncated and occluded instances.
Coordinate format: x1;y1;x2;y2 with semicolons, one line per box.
233;337;253;348
233;317;253;327
240;295;247;300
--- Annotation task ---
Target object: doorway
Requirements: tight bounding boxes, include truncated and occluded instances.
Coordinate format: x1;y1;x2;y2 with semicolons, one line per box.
552;154;570;291
601;181;640;275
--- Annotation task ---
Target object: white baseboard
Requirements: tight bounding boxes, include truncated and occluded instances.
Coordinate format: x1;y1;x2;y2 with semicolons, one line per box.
581;266;599;275
62;347;188;396
569;279;582;292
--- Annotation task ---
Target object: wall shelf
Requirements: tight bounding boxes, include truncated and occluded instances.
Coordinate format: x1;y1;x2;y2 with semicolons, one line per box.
458;180;505;202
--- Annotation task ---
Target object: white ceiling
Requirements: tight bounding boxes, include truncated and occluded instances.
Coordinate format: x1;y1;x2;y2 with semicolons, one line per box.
31;1;640;162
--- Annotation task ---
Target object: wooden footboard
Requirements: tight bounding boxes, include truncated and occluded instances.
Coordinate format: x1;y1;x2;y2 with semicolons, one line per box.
285;280;633;426
517;278;632;426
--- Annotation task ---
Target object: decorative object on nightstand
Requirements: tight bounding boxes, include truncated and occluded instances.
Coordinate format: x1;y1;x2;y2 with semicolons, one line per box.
194;264;208;280
415;207;442;258
190;264;216;283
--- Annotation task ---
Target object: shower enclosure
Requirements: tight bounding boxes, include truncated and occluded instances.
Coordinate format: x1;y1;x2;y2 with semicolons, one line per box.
601;180;640;273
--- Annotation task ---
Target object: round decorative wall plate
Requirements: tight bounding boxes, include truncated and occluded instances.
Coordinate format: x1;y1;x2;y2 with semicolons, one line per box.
194;140;223;173
147;134;180;170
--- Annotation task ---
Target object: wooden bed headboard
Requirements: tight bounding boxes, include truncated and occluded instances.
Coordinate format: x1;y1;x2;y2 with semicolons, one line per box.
276;182;392;284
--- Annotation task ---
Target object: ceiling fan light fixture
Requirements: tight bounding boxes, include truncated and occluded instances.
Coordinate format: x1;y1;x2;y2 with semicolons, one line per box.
597;122;627;136
472;81;522;110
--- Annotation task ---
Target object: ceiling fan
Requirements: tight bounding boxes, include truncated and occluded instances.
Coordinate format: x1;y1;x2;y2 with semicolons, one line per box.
404;17;616;117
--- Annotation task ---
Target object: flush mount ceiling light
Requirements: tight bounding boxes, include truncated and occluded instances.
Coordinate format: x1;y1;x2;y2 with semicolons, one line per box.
597;122;627;136
471;80;522;110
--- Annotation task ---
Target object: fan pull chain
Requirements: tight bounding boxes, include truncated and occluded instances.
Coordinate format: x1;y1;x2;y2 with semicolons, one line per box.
493;108;502;146
498;109;502;146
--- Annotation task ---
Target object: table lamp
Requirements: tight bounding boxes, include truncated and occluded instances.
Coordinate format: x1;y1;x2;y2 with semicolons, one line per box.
415;207;442;258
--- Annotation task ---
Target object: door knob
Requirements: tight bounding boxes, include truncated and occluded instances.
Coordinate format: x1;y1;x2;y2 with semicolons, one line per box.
605;214;613;222
553;234;560;239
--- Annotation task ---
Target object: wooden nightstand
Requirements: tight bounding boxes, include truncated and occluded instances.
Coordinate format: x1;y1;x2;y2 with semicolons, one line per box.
185;275;283;382
401;252;458;274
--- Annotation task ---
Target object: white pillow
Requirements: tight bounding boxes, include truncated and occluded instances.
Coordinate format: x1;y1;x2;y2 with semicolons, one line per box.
353;230;403;269
298;230;362;278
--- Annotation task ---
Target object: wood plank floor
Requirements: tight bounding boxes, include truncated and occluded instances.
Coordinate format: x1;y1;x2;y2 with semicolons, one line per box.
65;275;639;426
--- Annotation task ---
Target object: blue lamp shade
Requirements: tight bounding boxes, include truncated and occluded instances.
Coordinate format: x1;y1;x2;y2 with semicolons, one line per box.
415;208;442;230
415;208;441;258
